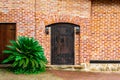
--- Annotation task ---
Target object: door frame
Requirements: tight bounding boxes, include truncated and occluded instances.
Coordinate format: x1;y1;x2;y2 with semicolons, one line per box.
46;22;80;65
0;23;16;62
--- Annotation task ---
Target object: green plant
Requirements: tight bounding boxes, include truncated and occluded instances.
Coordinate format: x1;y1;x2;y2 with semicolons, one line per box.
2;36;47;74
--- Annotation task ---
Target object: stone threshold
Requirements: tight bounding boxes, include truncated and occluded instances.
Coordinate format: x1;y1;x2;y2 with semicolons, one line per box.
46;65;85;71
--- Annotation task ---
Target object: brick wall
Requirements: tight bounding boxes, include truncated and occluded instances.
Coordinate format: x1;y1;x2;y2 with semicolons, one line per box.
91;0;120;60
3;0;120;65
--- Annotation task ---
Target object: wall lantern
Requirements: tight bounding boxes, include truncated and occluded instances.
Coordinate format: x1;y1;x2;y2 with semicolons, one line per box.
75;26;80;34
45;27;49;34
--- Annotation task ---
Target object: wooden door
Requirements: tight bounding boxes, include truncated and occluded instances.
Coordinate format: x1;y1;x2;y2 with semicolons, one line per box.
0;23;16;62
51;23;74;65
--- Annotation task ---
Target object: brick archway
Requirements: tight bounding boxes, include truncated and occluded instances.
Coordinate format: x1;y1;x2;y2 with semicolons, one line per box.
35;14;90;65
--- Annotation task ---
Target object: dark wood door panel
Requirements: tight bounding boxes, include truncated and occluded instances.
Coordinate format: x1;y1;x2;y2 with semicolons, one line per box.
0;23;16;62
51;23;74;65
0;24;16;30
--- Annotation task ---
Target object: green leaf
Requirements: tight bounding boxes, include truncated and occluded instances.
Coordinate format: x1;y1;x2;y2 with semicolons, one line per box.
3;50;13;54
32;59;39;68
12;61;19;67
39;60;46;69
2;55;14;63
15;56;22;61
30;59;35;68
24;58;29;68
6;45;16;50
10;40;19;48
18;59;25;67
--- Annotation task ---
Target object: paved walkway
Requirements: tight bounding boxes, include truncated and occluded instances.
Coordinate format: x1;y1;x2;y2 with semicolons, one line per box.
0;69;120;80
48;70;120;80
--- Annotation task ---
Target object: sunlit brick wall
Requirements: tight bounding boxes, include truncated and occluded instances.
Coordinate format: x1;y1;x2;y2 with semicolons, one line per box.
91;0;120;60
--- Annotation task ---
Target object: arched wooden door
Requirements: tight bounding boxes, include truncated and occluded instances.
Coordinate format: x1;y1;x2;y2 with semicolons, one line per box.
0;23;16;62
51;23;74;65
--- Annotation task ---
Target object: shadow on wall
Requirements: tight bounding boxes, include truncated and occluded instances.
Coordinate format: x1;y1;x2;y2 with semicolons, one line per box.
92;0;120;5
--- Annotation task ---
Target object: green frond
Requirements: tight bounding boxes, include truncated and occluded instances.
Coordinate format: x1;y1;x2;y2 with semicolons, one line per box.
10;40;19;48
3;50;13;54
39;60;46;69
15;56;22;61
12;61;19;67
24;58;29;68
6;45;16;50
2;55;14;63
18;59;25;67
30;59;35;68
32;59;39;68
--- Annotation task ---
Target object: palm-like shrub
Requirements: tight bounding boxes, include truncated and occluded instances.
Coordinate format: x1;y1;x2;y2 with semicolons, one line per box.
2;36;47;74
